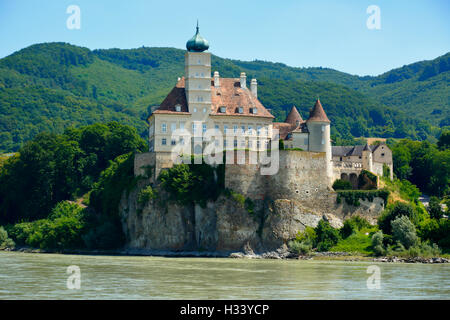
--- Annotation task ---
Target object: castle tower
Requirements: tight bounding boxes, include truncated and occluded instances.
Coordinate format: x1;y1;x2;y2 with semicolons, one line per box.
362;143;373;172
185;22;211;122
306;99;332;185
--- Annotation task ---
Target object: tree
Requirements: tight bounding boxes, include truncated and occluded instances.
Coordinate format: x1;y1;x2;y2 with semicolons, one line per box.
438;130;450;150
391;216;418;249
315;220;340;251
428;196;443;219
378;202;417;235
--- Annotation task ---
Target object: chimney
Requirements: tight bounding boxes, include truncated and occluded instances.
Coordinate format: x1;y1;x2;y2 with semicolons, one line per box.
250;78;257;98
214;71;220;87
240;72;247;88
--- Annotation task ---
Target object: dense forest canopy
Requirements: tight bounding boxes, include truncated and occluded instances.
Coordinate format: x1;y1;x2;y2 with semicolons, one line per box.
0;43;448;152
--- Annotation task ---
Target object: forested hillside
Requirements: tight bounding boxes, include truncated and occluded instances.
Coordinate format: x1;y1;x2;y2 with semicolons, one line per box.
0;42;448;152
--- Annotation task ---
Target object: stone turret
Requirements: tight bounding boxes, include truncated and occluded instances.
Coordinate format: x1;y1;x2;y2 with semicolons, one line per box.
362;143;373;172
306;99;332;185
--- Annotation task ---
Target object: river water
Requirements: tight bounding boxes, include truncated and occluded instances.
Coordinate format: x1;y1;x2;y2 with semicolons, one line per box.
0;251;449;299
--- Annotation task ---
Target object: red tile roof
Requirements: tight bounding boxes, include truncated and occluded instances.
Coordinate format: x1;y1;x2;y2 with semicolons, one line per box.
210;78;274;118
285;105;303;125
151;77;274;119
307;99;330;123
152;77;191;115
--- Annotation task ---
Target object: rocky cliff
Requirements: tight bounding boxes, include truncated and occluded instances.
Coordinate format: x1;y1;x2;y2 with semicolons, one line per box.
119;179;386;255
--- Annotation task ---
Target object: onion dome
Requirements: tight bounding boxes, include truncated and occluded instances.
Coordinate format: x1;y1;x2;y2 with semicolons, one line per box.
186;22;209;52
307;99;330;123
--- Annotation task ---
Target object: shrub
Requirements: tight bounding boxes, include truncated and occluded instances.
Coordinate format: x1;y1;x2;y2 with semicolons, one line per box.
418;218;450;253
288;240;312;255
340;216;371;238
358;170;377;190
378;202;417;234
288;227;317;255
391;216;418;249
159;161;224;208
428;196;443;219
336;189;389;207
138;185;157;205
295;226;317;244
315;220;340;251
371;231;385;256
332;179;352;191
0;226;15;249
7;201;86;250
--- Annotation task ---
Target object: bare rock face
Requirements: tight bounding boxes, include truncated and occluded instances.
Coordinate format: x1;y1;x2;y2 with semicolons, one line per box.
119;184;386;254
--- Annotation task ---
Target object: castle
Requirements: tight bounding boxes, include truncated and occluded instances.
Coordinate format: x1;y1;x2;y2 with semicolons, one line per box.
139;24;393;188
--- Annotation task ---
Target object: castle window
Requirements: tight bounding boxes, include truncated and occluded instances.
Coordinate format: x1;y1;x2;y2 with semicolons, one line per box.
193;107;197;112
215;124;220;131
241;126;245;134
238;107;243;114
175;104;181;112
161;123;167;133
322;125;325;132
180;122;185;130
220;106;226;113
257;140;260;149
224;125;228;134
171;139;176;146
257;126;261;136
171;123;176;132
234;140;238;147
248;140;253;148
251;108;258;114
180;137;184;145
321;138;325;145
202;124;207;133
241;140;246;147
192;123;197;133
233;125;238;134
248;126;253;135
203;108;206;113
162;138;167;145
265;127;269;136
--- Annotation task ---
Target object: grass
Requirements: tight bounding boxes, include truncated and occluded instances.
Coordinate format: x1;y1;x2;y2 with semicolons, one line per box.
329;229;376;255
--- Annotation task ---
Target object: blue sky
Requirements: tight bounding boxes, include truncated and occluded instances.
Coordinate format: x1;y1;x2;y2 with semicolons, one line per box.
0;0;449;76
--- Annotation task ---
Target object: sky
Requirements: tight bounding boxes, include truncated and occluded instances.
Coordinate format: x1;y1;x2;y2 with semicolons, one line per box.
0;0;449;76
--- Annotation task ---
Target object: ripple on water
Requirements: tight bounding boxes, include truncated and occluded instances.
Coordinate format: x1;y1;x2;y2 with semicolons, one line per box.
0;252;449;299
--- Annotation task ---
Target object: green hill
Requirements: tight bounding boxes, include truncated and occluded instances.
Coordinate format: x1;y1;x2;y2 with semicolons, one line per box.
0;42;448;152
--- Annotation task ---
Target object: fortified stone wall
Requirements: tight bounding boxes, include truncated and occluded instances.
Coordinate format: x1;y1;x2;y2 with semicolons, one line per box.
225;150;331;207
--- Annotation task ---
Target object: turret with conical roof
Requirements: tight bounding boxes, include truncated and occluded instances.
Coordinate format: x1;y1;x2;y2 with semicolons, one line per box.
306;99;332;184
307;99;330;123
186;21;209;52
285;105;303;127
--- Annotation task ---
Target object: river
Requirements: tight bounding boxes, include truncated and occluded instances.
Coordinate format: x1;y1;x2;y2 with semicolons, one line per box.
0;251;449;299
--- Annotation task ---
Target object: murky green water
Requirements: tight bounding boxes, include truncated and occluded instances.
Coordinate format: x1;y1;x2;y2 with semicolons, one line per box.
0;251;449;299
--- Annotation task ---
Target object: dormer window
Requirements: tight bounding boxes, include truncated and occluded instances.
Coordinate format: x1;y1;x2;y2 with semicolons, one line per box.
175;105;181;112
252;108;258;114
220;106;226;113
238;107;243;114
